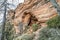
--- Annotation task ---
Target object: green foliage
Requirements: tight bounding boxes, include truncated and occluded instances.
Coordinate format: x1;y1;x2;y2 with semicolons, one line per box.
38;28;60;40
32;24;39;31
14;33;35;40
0;24;2;33
4;22;15;40
46;15;60;28
38;15;60;40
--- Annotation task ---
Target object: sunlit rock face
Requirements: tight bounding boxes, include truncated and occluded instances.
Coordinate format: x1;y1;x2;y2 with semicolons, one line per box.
8;0;60;34
32;2;57;22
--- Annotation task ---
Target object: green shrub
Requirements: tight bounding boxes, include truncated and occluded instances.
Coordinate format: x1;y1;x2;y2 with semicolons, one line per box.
38;15;60;40
14;33;35;40
46;15;60;28
0;24;2;33
38;28;60;40
4;22;15;40
32;24;39;31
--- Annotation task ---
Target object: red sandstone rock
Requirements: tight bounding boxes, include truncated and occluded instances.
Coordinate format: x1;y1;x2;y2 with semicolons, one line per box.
7;0;59;34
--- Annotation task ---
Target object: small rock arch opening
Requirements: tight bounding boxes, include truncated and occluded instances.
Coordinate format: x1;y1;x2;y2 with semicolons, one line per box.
22;12;38;26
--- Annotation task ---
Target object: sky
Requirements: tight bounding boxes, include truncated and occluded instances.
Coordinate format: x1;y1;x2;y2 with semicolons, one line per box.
0;0;24;23
7;0;24;9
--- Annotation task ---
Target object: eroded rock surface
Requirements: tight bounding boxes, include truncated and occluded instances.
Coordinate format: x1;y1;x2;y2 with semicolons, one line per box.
7;0;60;34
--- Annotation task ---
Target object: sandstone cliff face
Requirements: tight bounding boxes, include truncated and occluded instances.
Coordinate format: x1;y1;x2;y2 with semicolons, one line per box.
8;0;60;34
